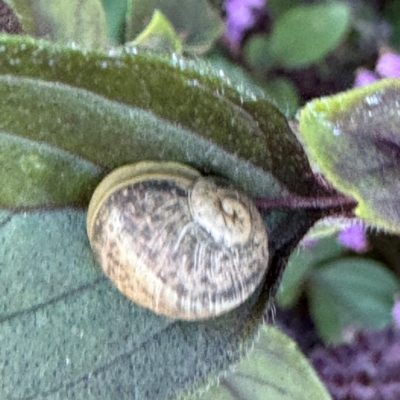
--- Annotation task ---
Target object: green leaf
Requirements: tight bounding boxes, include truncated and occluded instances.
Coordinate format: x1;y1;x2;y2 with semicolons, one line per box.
262;77;299;117
277;235;343;308
0;130;101;208
0;35;330;399
298;79;400;233
308;258;400;343
100;0;127;45
0;209;261;399
8;0;109;49
303;217;354;241
0;73;284;208
267;0;298;19
0;35;319;205
207;51;299;117
205;50;266;98
199;324;332;400
0;206;322;399
126;0;224;53
128;9;183;53
243;34;275;73
382;1;400;48
268;3;351;68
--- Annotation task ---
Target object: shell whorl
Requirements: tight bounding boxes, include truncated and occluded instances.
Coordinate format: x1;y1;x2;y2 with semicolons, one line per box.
87;161;269;320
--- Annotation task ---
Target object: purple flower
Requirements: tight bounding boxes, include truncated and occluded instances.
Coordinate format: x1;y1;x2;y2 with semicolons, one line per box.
337;223;368;252
354;50;400;86
376;52;400;79
225;0;265;45
393;299;400;329
354;68;379;87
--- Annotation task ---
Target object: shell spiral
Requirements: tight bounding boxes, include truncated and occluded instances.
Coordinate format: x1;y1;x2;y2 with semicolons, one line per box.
87;161;269;320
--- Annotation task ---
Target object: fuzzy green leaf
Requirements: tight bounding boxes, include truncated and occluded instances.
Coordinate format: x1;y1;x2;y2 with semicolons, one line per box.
268;3;351;68
0;74;287;208
308;258;400;343
207;51;299;117
0;208;321;399
8;0;109;48
298;79;400;233
126;0;224;53
0;34;318;204
0;210;258;399
200;324;332;400
0;130;101;208
205;50;267;101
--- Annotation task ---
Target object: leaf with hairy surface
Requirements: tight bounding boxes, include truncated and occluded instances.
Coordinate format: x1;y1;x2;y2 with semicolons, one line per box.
198;324;332;400
298;79;400;233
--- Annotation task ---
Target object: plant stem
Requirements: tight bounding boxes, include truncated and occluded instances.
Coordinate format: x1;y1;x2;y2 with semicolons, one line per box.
255;193;357;212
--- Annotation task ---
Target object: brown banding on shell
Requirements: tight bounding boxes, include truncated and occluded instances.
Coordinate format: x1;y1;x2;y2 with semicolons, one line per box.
87;161;269;320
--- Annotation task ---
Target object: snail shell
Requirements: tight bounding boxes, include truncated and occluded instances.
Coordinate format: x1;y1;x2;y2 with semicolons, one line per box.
86;161;269;320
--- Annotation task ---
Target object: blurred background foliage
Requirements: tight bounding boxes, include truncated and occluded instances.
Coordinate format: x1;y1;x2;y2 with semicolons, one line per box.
96;0;400;121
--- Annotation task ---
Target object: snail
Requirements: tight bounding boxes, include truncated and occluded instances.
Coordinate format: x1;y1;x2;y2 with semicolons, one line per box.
86;161;269;320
